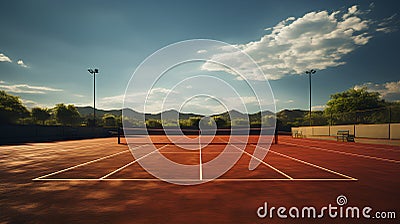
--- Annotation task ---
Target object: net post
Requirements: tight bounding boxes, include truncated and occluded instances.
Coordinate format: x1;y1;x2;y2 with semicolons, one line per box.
388;106;391;140
274;128;278;144
118;126;121;144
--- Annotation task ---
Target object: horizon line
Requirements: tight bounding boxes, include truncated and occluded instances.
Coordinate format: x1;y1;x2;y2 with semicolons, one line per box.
76;106;320;115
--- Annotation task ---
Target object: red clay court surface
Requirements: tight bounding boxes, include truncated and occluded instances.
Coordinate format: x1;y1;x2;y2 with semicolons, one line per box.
1;135;399;223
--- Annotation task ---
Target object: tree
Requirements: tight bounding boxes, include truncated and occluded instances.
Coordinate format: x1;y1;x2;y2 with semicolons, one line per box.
324;88;385;124
261;115;276;127
31;107;50;125
212;116;230;128
145;119;162;128
0;91;29;124
306;111;328;126
102;114;117;127
389;102;400;123
326;88;385;112
276;109;308;130
54;104;81;126
179;117;201;129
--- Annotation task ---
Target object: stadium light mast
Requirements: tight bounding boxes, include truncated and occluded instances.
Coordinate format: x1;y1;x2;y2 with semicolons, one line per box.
305;69;316;126
88;68;99;127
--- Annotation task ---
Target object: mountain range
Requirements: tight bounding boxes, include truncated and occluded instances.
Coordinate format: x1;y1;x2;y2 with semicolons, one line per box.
76;106;277;120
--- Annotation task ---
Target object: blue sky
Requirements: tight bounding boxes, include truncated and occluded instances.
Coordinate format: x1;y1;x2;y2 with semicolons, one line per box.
0;0;399;114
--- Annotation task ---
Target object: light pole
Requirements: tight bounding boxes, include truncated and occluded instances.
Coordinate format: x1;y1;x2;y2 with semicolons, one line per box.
305;69;316;126
88;68;99;127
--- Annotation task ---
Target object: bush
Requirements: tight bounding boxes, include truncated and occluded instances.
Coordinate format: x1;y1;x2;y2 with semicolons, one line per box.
0;91;29;124
145;119;162;128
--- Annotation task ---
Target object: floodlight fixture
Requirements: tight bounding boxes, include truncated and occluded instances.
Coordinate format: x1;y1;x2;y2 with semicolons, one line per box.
87;68;99;126
88;68;98;75
306;69;316;75
305;69;317;126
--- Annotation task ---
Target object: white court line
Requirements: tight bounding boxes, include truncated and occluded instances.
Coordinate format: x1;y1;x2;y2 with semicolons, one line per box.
216;137;293;179
199;138;203;181
99;144;170;179
100;136;187;179
254;144;357;180
33;178;357;182
230;144;293;179
222;137;356;180
280;141;400;164
32;144;150;180
33;138;357;182
290;137;400;152
158;151;240;154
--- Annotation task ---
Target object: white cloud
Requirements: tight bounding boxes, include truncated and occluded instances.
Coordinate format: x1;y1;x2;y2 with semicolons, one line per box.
0;53;30;67
180;97;227;115
385;81;400;93
197;49;207;54
0;53;12;62
96;94;125;109
354;81;400;101
286;99;294;103
240;96;258;104
21;99;50;109
202;5;396;80
343;5;359;19
17;59;28;68
149;87;178;95
376;14;398;33
0;81;63;94
376;27;394;33
312;105;326;111
369;2;375;9
98;89;179;111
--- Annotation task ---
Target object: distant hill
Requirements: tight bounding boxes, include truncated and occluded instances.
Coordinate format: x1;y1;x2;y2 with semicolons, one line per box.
277;109;308;121
157;109;202;120
122;108;145;120
76;106;122;117
76;106;281;120
76;106;310;130
76;107;206;120
216;110;247;119
276;109;308;131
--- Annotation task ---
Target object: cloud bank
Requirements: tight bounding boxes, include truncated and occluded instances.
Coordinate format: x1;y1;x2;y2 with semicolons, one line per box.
202;5;397;80
354;80;400;102
0;81;63;94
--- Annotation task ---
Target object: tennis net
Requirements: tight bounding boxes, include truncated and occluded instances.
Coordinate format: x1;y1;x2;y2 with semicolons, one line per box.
117;127;278;145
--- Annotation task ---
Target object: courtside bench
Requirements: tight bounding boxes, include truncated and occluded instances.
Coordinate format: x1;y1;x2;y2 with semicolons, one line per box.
293;130;303;138
336;130;355;142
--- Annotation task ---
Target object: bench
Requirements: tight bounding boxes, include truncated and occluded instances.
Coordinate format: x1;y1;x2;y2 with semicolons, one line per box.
336;130;355;142
293;130;303;138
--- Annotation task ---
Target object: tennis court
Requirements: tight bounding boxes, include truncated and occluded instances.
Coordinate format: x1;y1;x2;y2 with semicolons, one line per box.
1;134;399;223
